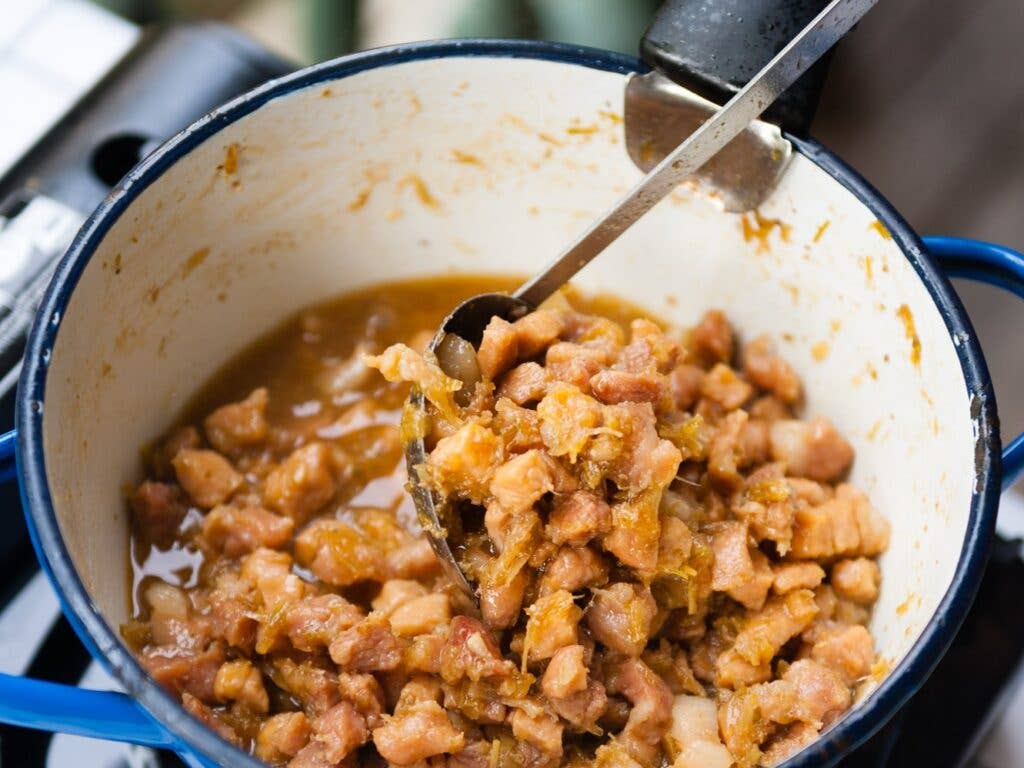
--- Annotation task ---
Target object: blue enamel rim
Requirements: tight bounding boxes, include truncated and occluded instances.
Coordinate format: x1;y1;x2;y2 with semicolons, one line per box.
14;40;1000;767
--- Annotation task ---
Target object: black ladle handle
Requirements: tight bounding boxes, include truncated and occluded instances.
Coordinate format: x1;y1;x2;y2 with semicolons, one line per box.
641;0;835;134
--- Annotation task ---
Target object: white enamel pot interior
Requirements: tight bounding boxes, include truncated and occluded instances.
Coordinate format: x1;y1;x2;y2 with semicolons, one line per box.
17;41;1000;768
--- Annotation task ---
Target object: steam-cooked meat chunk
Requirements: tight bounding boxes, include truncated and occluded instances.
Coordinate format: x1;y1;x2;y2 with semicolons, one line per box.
691;310;734;364
422;421;501;504
710;521;755;592
590;369;666;405
511;707;564;757
716;590;819;688
256;712;311;762
809;624;874;685
538;546;609;596
769;418;853;482
791;485;890;559
338;672;386;729
742;336;801;404
172;449;242;508
772;562;826;594
478;316;519;380
294;518;383;587
668;696;734;768
130;481;188;545
307;701;369;763
372;700;465;764
390;593;451;637
524;590;583;663
608;658;673;766
263;442;337;522
480;569;528;629
328;614;403;672
541;645;588;699
586;583;656;657
142;642;225;704
200;504;293;557
831;558;881;604
546;490;612;546
285;594;364;652
498;362;551;404
214;659;269;713
270;659;341;716
550;679;608;732
441;616;514;682
513;309;565;358
204;388;269;455
488;449;557;516
701;364;753;410
668;364;706;411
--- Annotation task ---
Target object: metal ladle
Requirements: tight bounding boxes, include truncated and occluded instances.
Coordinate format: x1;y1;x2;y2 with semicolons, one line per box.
406;0;879;601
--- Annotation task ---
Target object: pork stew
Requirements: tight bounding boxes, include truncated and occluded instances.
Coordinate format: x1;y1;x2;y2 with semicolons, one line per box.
125;276;887;768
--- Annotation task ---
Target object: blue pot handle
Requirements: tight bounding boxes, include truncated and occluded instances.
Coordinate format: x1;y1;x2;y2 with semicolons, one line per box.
0;235;1019;748
0;430;174;747
924;236;1024;490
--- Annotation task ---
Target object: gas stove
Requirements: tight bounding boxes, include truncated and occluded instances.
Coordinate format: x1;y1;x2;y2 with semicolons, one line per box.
0;3;1021;766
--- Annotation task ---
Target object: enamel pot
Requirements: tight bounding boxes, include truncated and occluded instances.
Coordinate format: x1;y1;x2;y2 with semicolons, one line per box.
1;7;1023;768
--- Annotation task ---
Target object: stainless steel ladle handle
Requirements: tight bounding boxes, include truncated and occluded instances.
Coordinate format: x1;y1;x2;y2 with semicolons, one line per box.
514;0;879;308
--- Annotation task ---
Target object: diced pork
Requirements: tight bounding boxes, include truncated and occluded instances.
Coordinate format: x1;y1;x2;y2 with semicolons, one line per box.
538;546;609;596
478;316;519;380
421;421;501;504
546;490;612;546
204;388;269;455
590;369;667;405
263;442;337;522
668;695;734;768
691;310;734;364
390;593;451;637
214;659;269;713
773;562;826;594
511;707;564;757
524;590;583;663
586;583;656;657
329;613;403;672
256;712;311;763
701;364;754;410
309;701;369;763
480;568;529;630
130;481;188;545
372;700;466;765
809;624;874;685
200;504;293;557
498;362;551;405
769;418;854;482
791;486;890;560
607;658;674;767
285;594;364;652
831;558;881;604
541;645;588;699
513;309;565;358
440;616;515;683
172;449;243;509
742;336;801;404
338;672;386;729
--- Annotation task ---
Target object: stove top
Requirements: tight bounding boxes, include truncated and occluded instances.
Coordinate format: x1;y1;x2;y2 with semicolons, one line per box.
0;3;1022;766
